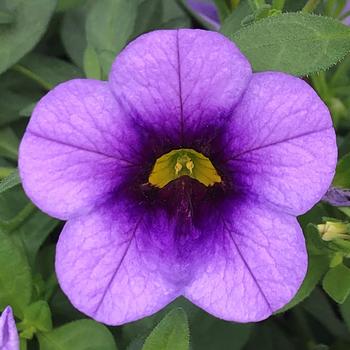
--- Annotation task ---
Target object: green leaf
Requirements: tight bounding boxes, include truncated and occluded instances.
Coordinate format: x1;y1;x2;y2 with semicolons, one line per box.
333;153;350;188
38;319;117;350
142;308;189;350
0;169;20;193
0;229;32;317
0;88;34;126
14;53;83;90
85;0;138;76
0;0;57;75
83;45;102;79
56;0;85;12
60;6;88;69
222;13;350;76
322;263;350;303
131;0;163;39
13;209;58;267
0;10;14;24
0;126;19;160
220;1;252;34
19;300;52;338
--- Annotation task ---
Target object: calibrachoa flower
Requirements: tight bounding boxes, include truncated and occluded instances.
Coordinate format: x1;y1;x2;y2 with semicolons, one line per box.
0;307;19;350
19;29;337;325
342;1;350;25
187;0;220;29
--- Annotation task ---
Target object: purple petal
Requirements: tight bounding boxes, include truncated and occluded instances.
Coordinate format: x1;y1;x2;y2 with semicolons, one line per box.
225;72;337;215
184;200;307;322
186;0;220;30
109;29;252;146
0;307;19;350
19;79;135;220
55;201;181;325
322;186;350;206
342;1;350;25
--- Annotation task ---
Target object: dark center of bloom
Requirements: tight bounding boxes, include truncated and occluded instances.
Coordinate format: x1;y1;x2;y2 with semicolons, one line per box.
148;148;222;188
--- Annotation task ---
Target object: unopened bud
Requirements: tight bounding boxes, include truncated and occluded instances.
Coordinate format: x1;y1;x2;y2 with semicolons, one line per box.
317;221;350;241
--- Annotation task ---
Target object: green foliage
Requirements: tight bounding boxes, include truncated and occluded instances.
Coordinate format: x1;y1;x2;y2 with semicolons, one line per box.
334;153;350;188
18;300;53;339
0;0;57;75
1;0;350;349
323;263;350;303
0;229;32;317
222;13;350;76
85;0;138;76
14;53;83;90
0;169;20;193
38;319;118;350
142;308;190;350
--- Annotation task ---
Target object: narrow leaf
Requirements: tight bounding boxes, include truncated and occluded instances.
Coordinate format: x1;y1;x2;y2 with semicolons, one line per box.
0;169;20;193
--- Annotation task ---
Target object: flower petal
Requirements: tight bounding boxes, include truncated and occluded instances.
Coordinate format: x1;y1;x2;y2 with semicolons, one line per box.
186;0;220;30
225;72;337;215
0;306;19;350
55;202;180;325
19;79;135;220
184;200;307;322
109;29;251;145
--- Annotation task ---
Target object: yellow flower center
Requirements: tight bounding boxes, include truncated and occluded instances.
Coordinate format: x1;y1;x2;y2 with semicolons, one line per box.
148;148;222;188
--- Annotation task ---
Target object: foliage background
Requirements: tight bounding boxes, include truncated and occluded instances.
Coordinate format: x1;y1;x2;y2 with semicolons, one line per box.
1;0;350;349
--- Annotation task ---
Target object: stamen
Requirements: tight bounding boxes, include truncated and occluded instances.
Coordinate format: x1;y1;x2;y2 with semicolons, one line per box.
149;148;221;188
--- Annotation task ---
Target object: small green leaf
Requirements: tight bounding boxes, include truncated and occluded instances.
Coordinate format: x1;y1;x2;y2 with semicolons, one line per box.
85;0;138;76
0;127;19;160
222;13;350;76
0;0;57;75
38;319;117;350
56;0;85;12
60;5;88;69
18;300;52;338
14;53;83;90
0;169;20;193
131;0;163;39
0;229;32;317
142;308;189;350
220;1;252;34
83;45;102;80
13;209;58;267
323;263;350;303
0;10;14;24
334;153;350;188
0;88;35;126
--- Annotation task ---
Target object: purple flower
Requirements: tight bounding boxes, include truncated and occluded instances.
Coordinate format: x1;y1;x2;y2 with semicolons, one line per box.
342;1;350;25
0;307;19;350
19;29;337;325
322;187;350;207
186;0;220;30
